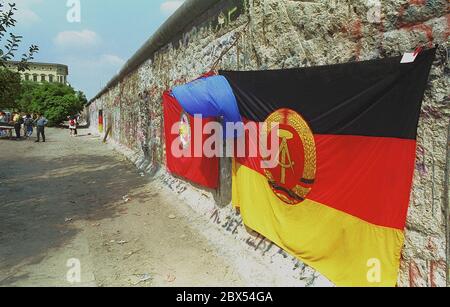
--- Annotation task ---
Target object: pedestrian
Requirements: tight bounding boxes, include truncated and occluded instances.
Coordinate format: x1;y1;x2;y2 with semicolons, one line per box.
0;112;7;138
24;114;34;137
69;116;77;136
35;114;48;143
74;115;79;136
12;112;23;140
22;113;27;136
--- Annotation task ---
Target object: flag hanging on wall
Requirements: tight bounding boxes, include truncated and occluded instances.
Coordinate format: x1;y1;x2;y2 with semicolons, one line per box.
223;48;436;287
162;91;219;189
168;48;436;286
172;75;242;138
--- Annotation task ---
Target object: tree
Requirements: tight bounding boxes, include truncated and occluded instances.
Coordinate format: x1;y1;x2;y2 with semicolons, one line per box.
18;82;87;126
0;67;21;109
0;2;39;71
0;1;39;110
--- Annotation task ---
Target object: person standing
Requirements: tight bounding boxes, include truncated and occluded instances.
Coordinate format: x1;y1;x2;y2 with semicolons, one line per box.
74;115;79;136
24;114;34;137
69;116;76;136
22;113;27;136
13;112;23;140
0;112;7;138
35;114;48;143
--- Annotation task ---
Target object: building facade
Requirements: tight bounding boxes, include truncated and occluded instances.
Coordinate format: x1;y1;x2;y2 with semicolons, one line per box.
5;61;69;84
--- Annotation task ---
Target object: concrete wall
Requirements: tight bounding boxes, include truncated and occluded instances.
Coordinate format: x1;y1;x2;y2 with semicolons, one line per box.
88;0;449;287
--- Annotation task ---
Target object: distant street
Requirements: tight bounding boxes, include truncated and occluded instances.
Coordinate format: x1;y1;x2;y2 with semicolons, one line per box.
0;128;243;287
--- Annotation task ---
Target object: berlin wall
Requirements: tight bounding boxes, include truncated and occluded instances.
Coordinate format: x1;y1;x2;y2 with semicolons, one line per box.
87;0;450;287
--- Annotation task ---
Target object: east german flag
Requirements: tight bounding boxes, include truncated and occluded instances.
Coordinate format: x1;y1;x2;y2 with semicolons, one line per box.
221;48;436;286
162;91;219;189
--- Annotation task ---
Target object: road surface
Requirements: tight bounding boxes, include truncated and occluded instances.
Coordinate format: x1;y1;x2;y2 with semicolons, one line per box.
0;128;244;287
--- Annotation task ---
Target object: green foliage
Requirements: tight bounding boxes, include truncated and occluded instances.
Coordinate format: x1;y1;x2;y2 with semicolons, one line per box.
18;82;87;126
0;67;21;109
0;1;39;110
0;2;39;71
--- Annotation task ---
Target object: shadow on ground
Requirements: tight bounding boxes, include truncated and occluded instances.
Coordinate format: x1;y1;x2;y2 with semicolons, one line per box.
0;149;148;284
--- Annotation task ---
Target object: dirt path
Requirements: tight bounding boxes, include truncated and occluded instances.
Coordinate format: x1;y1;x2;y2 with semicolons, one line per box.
0;128;244;287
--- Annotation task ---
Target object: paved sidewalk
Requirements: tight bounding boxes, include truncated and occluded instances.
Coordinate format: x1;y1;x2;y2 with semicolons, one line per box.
0;128;243;287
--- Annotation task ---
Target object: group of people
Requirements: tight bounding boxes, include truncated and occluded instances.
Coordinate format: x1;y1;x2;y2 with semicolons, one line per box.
0;112;48;142
0;112;82;141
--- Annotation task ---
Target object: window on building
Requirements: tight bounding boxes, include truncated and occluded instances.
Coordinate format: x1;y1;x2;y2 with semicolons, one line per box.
25;74;30;81
33;75;38;82
49;75;54;82
41;75;46;82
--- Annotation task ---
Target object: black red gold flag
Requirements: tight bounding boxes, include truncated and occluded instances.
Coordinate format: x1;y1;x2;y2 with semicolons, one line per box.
220;48;436;286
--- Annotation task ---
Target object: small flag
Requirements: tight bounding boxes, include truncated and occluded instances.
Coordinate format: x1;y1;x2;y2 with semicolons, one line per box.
162;91;220;189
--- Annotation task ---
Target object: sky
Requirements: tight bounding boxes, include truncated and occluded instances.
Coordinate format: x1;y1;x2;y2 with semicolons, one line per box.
7;0;185;99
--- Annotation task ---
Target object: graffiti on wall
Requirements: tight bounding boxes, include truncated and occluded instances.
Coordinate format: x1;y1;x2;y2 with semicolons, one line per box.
337;0;449;60
171;0;248;49
88;0;449;287
208;207;321;286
